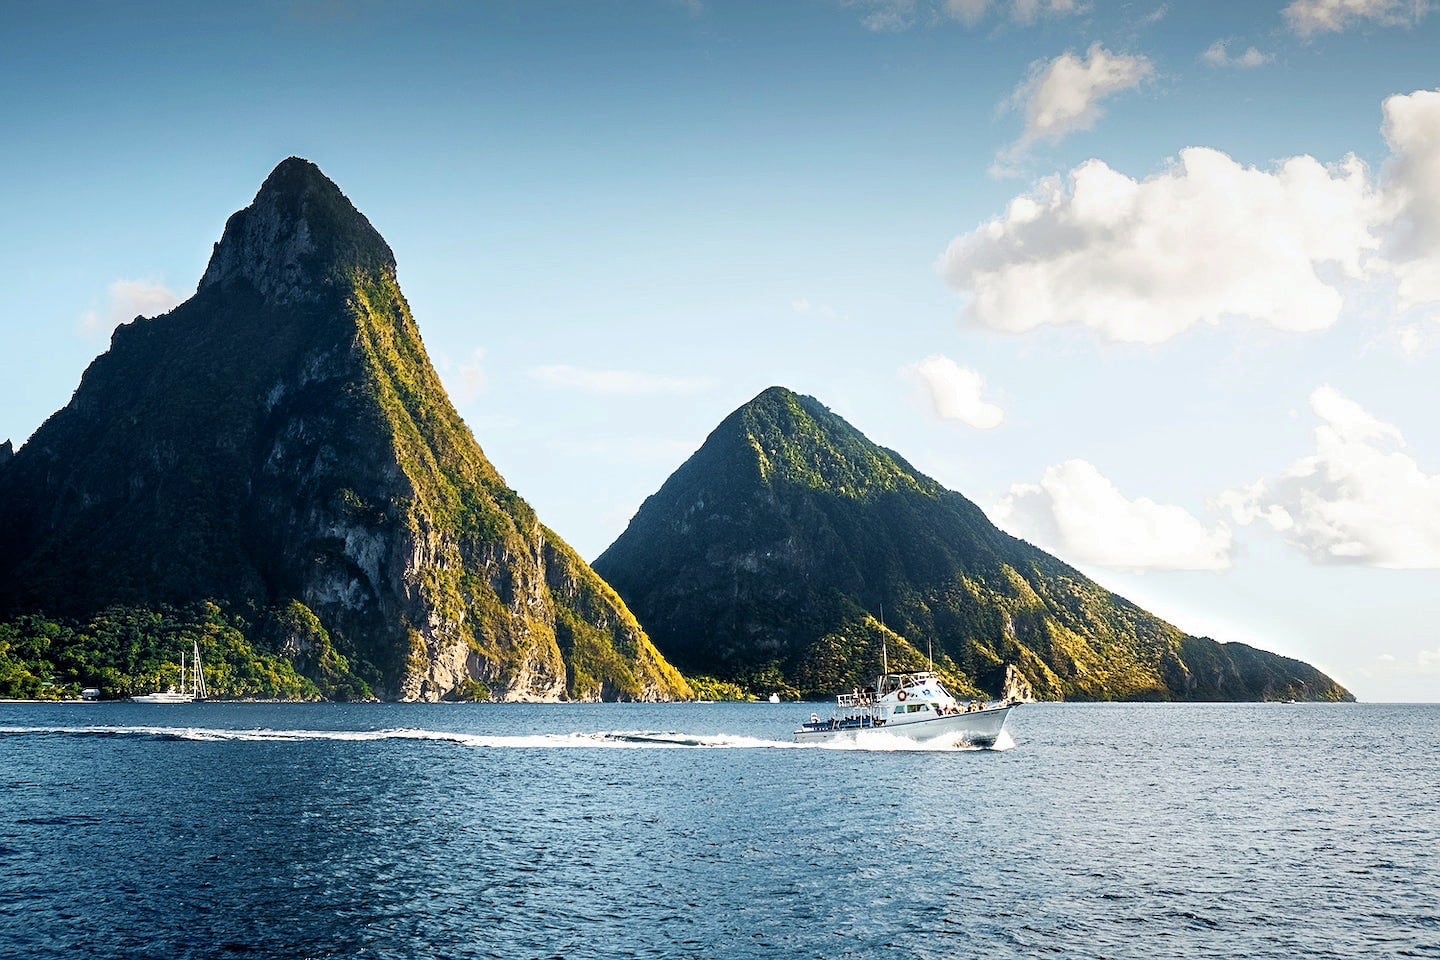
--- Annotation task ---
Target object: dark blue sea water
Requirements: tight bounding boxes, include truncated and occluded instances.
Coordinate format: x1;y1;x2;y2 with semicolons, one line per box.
1;702;1436;959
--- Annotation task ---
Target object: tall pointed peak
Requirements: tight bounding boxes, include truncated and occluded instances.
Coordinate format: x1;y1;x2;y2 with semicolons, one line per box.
199;157;395;304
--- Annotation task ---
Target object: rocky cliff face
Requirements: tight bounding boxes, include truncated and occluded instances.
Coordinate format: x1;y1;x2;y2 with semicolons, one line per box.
0;158;689;702
594;387;1353;703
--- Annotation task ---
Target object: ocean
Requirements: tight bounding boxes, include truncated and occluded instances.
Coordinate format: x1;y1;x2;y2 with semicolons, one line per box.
1;701;1435;959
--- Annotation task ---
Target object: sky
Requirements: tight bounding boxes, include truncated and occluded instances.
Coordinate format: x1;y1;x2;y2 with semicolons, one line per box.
3;0;1438;701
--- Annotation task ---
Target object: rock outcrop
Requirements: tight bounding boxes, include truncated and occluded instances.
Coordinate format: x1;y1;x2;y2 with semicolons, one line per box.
594;386;1353;703
0;158;689;702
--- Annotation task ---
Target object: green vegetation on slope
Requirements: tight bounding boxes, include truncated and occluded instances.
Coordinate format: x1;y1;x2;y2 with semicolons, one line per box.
595;387;1353;703
0;601;372;701
0;157;689;702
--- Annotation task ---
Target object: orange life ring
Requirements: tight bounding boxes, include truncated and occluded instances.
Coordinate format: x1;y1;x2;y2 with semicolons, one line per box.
897;690;908;702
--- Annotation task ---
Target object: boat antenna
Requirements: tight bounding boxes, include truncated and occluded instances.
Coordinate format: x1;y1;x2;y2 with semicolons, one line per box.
928;635;933;672
879;603;888;677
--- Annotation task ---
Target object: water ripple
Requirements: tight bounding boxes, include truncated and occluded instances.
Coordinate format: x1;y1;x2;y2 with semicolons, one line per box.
0;702;1436;958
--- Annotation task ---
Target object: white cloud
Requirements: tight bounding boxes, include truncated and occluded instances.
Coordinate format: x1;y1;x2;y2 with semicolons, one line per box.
849;0;917;31
943;148;1380;343
438;348;487;403
1381;89;1440;310
529;365;714;397
949;88;1440;344
1201;40;1273;69
903;355;1004;429
983;0;1080;24
993;459;1232;572
1284;0;1429;36
1220;387;1440;568
1003;44;1153;156
1397;324;1427;355
844;0;1080;30
79;279;180;340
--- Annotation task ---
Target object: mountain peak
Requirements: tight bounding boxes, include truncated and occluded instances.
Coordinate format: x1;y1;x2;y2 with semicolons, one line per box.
595;390;1355;704
712;386;924;499
198;157;395;304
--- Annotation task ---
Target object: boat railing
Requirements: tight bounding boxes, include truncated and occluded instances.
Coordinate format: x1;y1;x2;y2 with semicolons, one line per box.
836;692;872;707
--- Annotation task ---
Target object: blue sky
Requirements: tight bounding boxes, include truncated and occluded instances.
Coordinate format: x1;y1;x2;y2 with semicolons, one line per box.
4;0;1439;700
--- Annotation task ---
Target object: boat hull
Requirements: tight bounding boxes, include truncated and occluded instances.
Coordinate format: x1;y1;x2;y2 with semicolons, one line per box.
130;693;196;704
793;704;1013;747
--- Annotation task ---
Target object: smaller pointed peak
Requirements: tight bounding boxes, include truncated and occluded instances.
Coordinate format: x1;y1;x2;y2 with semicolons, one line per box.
0;439;12;464
199;157;395;304
737;385;830;423
752;385;799;404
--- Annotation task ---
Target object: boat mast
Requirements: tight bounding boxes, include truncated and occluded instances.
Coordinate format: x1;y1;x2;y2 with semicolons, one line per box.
879;602;888;677
192;639;208;700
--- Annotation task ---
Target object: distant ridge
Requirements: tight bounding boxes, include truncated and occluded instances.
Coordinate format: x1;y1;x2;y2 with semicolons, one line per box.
595;386;1352;703
0;158;689;703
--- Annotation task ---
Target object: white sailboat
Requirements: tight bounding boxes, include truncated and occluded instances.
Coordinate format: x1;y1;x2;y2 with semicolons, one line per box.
132;639;209;703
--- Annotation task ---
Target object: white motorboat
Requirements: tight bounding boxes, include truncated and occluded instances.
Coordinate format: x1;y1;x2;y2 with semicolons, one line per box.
794;670;1014;747
132;640;209;703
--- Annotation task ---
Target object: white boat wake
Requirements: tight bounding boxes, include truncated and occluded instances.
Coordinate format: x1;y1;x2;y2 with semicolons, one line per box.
0;725;1013;751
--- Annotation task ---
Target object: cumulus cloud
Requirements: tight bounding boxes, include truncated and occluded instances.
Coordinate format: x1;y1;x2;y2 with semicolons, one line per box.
79;279;181;340
993;459;1232;572
530;365;714;397
1284;0;1429;36
947;88;1440;343
943;148;1380;343
903;355;1004;429
1219;387;1440;568
1201;40;1273;69
1002;44;1153;158
1381;89;1440;310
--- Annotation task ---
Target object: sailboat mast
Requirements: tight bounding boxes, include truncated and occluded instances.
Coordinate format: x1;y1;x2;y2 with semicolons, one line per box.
192;639;207;700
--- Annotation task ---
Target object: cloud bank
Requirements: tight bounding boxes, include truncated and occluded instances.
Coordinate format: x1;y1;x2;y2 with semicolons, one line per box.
945;88;1440;344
